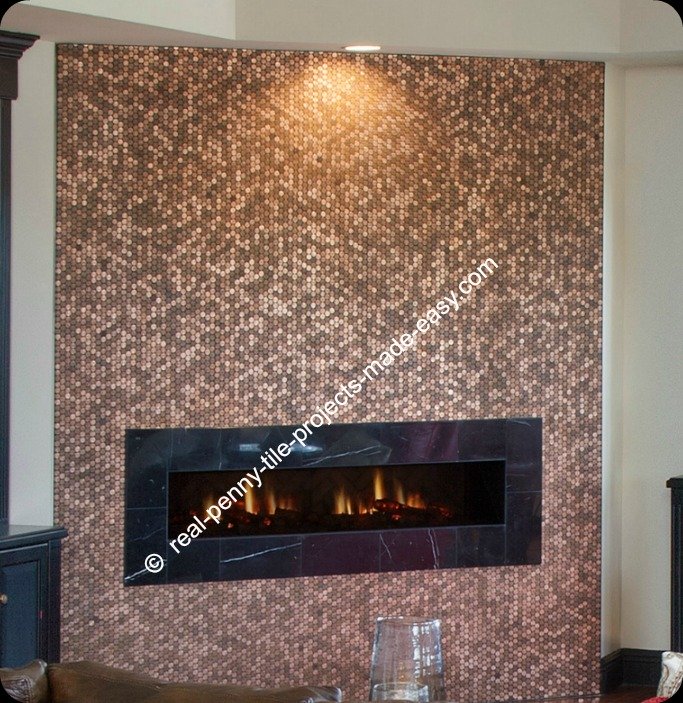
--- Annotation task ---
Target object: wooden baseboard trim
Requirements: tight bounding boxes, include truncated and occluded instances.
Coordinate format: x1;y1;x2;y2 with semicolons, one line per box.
601;648;663;693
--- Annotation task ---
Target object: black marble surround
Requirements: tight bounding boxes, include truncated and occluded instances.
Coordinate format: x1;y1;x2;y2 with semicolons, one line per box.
124;418;541;585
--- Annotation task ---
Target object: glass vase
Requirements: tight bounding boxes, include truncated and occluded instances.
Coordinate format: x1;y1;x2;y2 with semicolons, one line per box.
369;617;446;702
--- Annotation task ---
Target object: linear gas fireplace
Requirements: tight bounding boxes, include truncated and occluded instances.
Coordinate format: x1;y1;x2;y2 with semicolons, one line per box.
124;419;541;585
169;462;505;539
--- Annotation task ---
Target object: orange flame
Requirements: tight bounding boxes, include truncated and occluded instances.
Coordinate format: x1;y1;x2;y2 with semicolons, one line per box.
202;469;428;520
329;469;427;515
265;488;277;515
393;477;405;505
279;495;296;511
262;487;297;513
373;469;385;500
406;492;426;509
334;487;354;514
203;494;222;521
244;490;257;514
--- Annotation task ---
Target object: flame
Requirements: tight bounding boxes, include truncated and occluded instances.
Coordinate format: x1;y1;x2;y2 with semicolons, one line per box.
244;490;257;514
358;497;371;514
331;469;427;515
373;469;385;500
333;487;359;514
199;468;428;522
202;494;222;521
261;488;297;512
279;496;296;511
393;477;405;505
265;488;277;515
406;492;426;509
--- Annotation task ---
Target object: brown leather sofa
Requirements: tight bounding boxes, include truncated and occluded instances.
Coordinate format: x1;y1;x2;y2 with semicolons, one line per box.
0;660;342;703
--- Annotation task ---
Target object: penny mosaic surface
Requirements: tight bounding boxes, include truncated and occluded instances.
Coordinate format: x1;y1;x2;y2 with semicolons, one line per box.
55;46;603;701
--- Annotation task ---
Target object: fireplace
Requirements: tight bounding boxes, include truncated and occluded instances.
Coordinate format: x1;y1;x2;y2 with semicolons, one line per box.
124;418;541;585
169;461;506;539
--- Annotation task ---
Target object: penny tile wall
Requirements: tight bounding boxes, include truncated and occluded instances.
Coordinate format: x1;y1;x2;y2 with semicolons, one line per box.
55;46;603;701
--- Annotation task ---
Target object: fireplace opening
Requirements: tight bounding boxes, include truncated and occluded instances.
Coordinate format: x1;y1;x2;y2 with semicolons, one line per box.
168;460;505;538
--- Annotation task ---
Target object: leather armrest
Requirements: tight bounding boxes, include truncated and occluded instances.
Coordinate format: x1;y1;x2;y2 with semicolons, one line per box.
148;683;342;703
3;659;341;703
48;661;162;703
0;659;49;703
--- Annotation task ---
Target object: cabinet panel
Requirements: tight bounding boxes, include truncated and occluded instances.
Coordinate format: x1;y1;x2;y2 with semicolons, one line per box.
0;545;47;667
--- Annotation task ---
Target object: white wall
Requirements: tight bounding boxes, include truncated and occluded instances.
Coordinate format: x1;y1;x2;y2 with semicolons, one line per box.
620;64;683;649
235;0;621;56
23;0;236;39
602;63;626;656
621;0;683;54
9;40;56;525
601;59;683;658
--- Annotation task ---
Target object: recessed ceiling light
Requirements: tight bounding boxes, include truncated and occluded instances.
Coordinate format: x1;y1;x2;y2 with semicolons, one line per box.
344;45;381;52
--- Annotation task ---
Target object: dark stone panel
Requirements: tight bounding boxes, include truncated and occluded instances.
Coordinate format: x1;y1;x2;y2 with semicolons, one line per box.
168;428;223;472
382;422;453;464
379;529;440;572
124;508;167;586
456;420;506;461
219;536;302;580
301;425;393;468
216;425;296;469
505;418;542;492
302;532;380;576
506;492;542;565
168;539;220;583
131;419;513;474
432;528;459;569
457;526;506;567
125;430;172;508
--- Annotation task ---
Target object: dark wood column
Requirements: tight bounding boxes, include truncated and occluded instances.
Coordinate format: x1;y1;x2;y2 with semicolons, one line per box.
0;34;67;666
0;30;37;527
668;476;683;650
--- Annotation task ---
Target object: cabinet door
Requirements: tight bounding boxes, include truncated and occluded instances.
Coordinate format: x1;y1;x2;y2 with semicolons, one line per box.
0;545;48;667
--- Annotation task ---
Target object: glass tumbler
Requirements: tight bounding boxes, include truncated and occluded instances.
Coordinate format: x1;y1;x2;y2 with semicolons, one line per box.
369;617;446;702
371;682;427;701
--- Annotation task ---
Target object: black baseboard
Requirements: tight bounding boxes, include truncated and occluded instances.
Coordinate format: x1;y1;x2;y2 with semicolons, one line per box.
601;649;624;694
601;648;663;693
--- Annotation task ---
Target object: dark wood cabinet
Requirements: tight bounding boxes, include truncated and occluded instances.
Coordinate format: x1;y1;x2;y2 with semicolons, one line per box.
0;526;66;667
0;545;47;667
